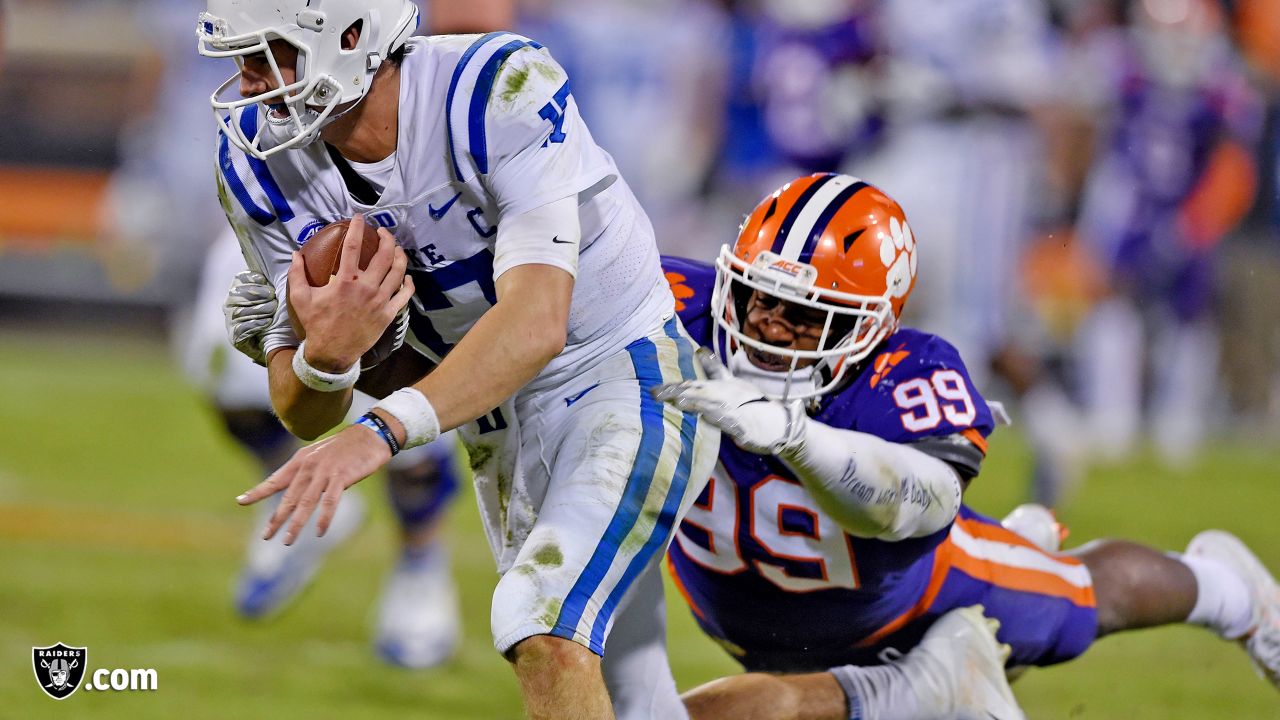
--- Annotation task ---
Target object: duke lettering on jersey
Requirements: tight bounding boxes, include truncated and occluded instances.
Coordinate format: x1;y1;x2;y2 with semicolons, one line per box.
662;257;996;671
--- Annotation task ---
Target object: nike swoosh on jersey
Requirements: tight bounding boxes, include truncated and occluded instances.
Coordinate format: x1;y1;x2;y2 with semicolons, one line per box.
564;383;601;407
551;236;573;244
428;192;462;220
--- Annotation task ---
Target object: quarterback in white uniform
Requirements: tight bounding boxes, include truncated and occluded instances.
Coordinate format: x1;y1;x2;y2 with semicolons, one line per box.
198;2;717;718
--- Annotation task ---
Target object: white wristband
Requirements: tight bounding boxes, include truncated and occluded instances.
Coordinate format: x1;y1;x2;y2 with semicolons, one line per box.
373;388;440;450
291;339;360;392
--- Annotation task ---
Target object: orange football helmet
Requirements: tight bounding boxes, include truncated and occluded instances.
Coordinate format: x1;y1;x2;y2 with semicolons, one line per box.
712;173;918;399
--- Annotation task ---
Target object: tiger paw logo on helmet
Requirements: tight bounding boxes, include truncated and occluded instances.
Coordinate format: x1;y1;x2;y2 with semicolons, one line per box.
33;643;87;700
880;216;917;300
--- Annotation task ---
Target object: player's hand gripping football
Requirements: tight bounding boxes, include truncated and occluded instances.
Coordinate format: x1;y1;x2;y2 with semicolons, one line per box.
654;349;807;456
288;215;415;372
224;269;279;366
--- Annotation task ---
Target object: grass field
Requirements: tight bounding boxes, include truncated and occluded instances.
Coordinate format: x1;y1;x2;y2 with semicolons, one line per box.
1;328;1277;719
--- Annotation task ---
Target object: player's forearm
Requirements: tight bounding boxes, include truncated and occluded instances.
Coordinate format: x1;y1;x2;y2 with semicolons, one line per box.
407;273;570;433
779;421;962;541
266;347;355;440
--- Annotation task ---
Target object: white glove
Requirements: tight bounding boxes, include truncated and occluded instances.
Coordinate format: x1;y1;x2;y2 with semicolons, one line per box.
653;349;807;455
224;270;278;366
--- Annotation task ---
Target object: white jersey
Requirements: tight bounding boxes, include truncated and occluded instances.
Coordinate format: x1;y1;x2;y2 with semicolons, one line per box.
215;33;673;391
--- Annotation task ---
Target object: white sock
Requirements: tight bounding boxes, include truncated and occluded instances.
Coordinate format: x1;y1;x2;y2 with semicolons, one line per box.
831;657;951;720
1179;552;1255;640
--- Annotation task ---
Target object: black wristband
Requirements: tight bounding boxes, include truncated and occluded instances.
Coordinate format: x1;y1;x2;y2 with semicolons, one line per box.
356;411;401;456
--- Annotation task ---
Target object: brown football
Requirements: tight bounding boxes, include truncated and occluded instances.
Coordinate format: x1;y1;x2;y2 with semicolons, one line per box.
298;218;382;286
290;218;405;369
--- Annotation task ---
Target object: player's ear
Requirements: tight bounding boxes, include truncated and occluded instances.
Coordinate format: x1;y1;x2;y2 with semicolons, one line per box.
341;20;362;51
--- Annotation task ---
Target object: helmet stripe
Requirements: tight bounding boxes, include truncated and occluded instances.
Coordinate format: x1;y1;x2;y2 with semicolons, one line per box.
777;174;856;261
769;173;836;257
798;181;867;264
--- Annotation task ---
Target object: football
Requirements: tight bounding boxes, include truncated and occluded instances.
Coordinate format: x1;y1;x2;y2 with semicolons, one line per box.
292;218;405;369
298;218;382;286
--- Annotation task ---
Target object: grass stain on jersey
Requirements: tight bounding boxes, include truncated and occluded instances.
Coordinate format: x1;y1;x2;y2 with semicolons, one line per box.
620;498;667;556
468;442;494;473
533;61;562;83
500;67;531;104
532;543;563;569
497;470;512;523
538;598;563;629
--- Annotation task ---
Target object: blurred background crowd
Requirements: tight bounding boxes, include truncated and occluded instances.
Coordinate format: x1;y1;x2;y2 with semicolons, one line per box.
2;0;1279;506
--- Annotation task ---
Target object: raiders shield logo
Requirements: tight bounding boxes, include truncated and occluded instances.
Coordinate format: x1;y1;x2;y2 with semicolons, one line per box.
32;643;87;700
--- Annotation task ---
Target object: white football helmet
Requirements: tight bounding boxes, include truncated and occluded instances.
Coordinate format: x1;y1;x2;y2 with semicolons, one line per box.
198;0;420;159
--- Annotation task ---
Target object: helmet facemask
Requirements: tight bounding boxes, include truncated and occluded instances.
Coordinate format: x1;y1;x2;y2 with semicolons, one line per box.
197;2;419;159
199;14;342;157
712;246;895;402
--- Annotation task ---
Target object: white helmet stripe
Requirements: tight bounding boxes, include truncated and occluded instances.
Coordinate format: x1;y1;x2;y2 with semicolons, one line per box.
778;174;857;261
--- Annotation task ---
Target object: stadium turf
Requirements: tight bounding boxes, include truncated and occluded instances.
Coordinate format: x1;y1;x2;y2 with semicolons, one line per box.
1;331;1276;718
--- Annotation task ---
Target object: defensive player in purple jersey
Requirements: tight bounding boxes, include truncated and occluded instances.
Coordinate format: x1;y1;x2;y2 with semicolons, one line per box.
654;174;1280;719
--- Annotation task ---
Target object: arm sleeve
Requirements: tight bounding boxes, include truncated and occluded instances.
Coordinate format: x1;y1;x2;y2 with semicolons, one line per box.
492;195;580;279
779;419;963;542
445;35;616;219
213;130;299;355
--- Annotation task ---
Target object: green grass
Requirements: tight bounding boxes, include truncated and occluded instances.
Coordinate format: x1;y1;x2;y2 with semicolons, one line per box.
0;331;1276;718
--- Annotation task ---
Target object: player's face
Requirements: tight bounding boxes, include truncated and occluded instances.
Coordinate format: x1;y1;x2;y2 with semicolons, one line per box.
740;291;824;370
238;39;299;117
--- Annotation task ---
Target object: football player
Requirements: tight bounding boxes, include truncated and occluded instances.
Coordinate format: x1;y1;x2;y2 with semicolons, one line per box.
199;2;718;718
100;0;462;668
655;174;1280;719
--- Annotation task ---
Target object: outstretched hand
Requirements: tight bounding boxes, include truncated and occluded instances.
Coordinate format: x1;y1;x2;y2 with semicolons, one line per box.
235;423;392;545
653;349;807;456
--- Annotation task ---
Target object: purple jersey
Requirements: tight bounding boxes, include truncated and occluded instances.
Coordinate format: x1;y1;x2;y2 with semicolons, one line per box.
662;257;1004;670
